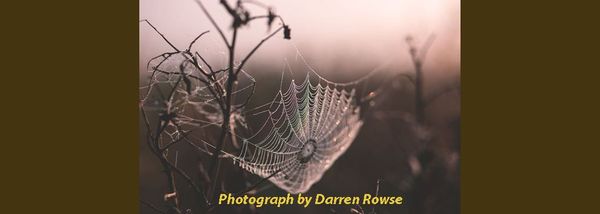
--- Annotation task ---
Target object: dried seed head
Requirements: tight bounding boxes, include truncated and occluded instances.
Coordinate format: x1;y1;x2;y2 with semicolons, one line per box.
283;25;291;40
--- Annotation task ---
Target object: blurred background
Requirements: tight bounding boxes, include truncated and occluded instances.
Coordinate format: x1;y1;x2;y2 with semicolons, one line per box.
140;0;460;213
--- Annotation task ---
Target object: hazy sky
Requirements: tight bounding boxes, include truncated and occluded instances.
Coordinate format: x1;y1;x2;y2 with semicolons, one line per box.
140;0;460;81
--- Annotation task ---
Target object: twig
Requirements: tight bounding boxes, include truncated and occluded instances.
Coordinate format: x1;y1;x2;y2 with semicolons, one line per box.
194;0;229;47
194;52;214;74
165;154;210;207
424;81;460;106
235;26;284;76
233;77;256;111
406;33;436;124
160;131;193;152
418;34;436;62
241;0;269;9
208;23;239;201
187;30;210;52
152;67;224;111
140;19;180;52
372;179;383;214
141;200;168;214
235;168;282;196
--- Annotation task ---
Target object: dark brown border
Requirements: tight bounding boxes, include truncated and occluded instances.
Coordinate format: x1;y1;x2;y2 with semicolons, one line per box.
462;1;599;213
2;0;138;213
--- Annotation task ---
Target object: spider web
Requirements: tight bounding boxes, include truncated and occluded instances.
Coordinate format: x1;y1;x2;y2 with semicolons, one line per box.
233;69;365;193
140;46;377;194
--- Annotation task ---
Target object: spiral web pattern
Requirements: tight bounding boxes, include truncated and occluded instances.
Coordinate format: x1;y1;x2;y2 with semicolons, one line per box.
234;72;363;193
